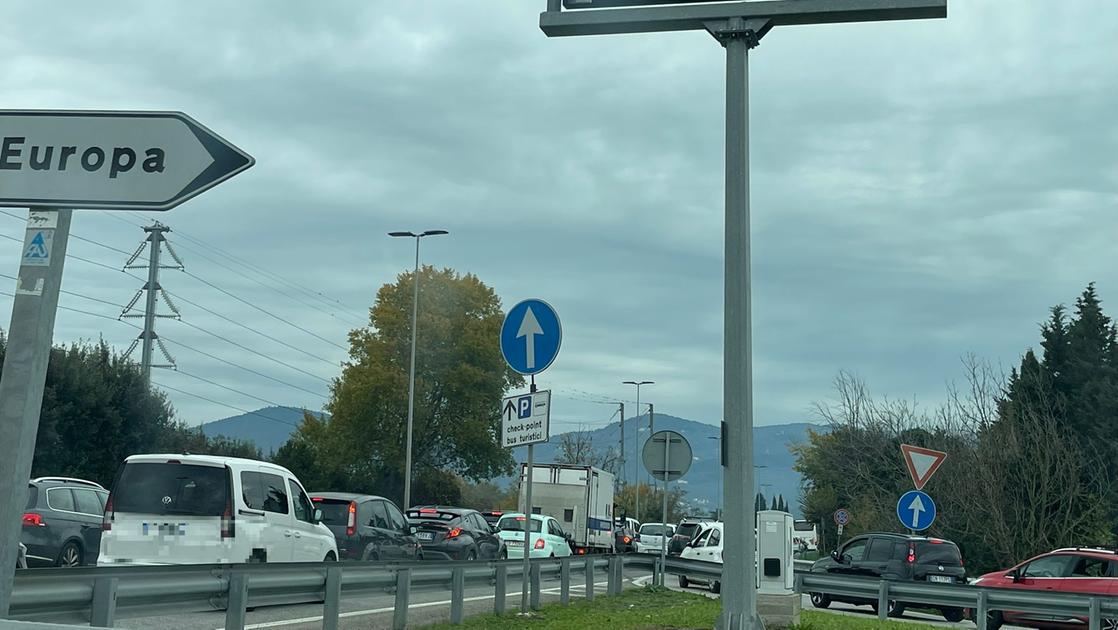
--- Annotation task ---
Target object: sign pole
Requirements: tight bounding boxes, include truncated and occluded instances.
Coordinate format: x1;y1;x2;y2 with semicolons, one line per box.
0;208;72;616
659;433;670;586
521;377;538;613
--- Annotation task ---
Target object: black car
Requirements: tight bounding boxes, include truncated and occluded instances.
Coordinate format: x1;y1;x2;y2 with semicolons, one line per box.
21;477;109;567
613;525;637;553
669;518;712;556
406;506;505;561
809;533;967;622
309;492;421;562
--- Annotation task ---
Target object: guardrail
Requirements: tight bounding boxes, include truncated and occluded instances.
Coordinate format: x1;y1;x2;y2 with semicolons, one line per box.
8;555;622;630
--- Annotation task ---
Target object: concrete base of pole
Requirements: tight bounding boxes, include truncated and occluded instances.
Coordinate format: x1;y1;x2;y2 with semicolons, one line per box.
718;612;767;630
757;593;800;629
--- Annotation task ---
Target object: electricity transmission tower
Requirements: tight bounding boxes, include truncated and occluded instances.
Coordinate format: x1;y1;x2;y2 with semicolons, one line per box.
120;222;184;382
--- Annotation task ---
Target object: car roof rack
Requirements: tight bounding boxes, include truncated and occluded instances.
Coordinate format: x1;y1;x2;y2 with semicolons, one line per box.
31;477;105;489
1054;546;1118;555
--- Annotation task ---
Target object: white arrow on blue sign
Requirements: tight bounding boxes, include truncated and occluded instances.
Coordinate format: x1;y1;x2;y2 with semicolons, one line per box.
897;490;936;531
500;299;561;376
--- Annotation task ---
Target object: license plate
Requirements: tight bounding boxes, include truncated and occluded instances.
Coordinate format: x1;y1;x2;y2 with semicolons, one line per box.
928;575;953;583
507;541;524;547
417;532;434;541
142;522;186;536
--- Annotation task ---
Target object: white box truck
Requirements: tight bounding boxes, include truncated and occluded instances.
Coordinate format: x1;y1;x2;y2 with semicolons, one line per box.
519;463;615;554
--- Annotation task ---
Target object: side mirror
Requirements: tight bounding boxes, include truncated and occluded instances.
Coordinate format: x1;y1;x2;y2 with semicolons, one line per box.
313;508;323;524
1009;568;1022;583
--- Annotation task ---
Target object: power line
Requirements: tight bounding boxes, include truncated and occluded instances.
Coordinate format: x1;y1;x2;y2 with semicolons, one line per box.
150;380;304;429
0;290;125;323
174;368;308;414
172;317;333;386
182;269;349;351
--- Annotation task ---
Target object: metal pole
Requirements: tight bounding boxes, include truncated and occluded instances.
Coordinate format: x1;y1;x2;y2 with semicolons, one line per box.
521;376;536;615
618;402;625;487
634;384;641;522
403;236;421;511
719;20;760;630
139;224;166;384
659;433;670;587
0;209;71;617
649;403;656;504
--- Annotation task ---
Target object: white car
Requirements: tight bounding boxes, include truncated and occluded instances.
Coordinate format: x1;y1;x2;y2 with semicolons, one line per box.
99;454;337;565
679;522;725;593
495;513;573;559
635;522;675;554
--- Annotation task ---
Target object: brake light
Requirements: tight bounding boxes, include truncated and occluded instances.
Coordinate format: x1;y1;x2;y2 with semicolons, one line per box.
102;496;113;531
312;497;323;502
447;527;462;539
516;516;526;521
534;538;545;550
623;536;632;544
577;548;586;555
346;502;357;537
421;508;437;514
907;546;916;564
21;513;44;527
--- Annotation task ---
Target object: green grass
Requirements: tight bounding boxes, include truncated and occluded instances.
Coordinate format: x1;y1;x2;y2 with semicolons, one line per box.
423;587;944;629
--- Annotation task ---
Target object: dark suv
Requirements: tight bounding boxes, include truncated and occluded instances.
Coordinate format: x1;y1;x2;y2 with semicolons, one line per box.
406;507;505;561
809;533;967;622
21;477;109;567
309;492;421;562
669;518;712;556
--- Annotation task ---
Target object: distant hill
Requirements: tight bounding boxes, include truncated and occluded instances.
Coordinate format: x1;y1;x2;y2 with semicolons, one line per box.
511;414;824;518
197;406;823;516
199;406;325;455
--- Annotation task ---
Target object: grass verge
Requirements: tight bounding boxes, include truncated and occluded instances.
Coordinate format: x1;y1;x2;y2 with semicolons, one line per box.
423;587;944;629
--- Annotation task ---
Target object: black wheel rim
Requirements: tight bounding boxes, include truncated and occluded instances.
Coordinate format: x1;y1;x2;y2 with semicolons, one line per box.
1102;619;1117;630
888;601;899;615
811;594;823;605
62;546;79;567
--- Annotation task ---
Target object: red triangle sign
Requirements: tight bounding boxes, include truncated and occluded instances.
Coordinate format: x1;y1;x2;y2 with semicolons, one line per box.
901;444;947;490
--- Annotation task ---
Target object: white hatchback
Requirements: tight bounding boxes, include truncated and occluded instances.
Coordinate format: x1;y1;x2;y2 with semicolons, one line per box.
634;522;676;554
99;454;337;565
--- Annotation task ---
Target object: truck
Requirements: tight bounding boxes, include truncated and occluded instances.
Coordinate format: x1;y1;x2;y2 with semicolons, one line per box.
519;463;615;554
793;519;818;552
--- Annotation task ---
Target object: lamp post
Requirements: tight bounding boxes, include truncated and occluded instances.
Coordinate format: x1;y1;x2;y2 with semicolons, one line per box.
623;380;653;521
388;229;448;511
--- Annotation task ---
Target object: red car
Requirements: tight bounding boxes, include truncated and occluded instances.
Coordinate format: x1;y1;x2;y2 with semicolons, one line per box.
971;547;1118;629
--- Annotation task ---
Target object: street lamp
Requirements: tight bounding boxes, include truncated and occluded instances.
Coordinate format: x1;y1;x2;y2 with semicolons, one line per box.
623;380;653;520
389;229;449;511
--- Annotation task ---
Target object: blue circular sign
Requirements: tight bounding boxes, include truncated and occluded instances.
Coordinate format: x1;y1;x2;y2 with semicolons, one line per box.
897;490;936;531
500;299;562;376
834;508;850;526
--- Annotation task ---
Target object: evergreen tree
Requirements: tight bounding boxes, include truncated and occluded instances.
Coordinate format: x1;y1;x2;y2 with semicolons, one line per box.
755;492;766;513
770;496;778;511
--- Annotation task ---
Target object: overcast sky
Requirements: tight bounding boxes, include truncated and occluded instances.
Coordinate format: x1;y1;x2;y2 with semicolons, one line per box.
1;1;1116;433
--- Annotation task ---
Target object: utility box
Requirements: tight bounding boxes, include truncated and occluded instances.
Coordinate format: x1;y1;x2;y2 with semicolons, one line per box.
757;510;794;594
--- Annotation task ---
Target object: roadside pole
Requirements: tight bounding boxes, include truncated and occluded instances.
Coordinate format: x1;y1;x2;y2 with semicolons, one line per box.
0;209;72;616
659;429;670;586
522;376;537;614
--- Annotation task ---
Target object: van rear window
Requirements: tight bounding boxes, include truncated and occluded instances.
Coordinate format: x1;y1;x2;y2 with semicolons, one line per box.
111;462;228;516
916;541;962;566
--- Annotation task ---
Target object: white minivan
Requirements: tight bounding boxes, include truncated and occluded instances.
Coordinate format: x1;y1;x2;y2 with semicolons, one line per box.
99;454;337;565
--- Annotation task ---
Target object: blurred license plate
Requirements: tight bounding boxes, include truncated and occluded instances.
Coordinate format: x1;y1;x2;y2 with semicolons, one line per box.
507;541;524;547
928;575;953;583
417;532;434;541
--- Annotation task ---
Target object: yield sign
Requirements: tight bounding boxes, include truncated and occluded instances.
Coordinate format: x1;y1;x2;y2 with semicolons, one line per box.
901;444;947;490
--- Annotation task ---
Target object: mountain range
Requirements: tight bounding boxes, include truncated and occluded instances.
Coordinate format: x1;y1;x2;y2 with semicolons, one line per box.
199;407;822;517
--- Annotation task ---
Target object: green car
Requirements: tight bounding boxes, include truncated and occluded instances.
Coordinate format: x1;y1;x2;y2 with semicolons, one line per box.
495;513;573;559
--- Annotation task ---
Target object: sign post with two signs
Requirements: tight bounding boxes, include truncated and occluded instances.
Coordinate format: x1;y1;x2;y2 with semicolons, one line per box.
896;444;947;532
499;298;562;613
0;110;253;613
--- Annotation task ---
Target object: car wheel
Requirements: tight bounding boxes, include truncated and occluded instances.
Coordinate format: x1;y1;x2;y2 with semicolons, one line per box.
887;601;906;618
941;607;964;623
465;549;478;561
809;593;831;609
324;552;337;562
985;610;1004;630
710;580;721;594
1102;618;1118;630
57;542;82;568
678;575;690;589
499;548;508;560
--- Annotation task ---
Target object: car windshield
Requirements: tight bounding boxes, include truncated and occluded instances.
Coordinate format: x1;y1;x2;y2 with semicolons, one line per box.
677;523;701;538
640;524;670;536
916;541;962;566
498;517;542;532
111;462;228;516
313;499;351;526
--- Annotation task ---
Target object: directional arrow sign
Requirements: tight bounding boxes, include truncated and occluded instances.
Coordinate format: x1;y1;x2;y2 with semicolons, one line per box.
500;299;561;376
897;490;936;531
900;444;947;490
0;110;254;211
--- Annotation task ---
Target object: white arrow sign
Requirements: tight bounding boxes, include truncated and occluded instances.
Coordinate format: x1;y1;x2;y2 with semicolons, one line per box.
907;494;926;529
517;306;543;370
0;110;253;211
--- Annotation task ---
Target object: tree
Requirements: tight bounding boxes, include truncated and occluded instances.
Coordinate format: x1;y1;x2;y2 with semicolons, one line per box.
755;492;767;514
274;266;523;506
556;429;620;475
616;482;688;523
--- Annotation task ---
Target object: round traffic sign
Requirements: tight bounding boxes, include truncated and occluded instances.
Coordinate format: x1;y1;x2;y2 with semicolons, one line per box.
833;508;850;526
500;299;562;376
897;490;936;531
642;430;692;482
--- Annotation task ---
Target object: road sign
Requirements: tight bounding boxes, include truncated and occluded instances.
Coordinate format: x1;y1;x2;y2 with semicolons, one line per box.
642;430;692;482
901;444;947;490
833;508;850;527
500;299;561;376
0;110;254;211
897;490;936;531
501;390;551;447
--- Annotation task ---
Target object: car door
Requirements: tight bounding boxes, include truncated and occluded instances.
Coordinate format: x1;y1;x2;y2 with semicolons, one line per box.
831;538;869;576
70;488;108;565
1065;554;1113;596
705;526;723;564
685;527;712;561
287;478;327;562
468;513;498;559
548;519;572;557
1005;554;1077;625
44;488;82;565
240;470;293;562
854;537;898;579
381;500;412;561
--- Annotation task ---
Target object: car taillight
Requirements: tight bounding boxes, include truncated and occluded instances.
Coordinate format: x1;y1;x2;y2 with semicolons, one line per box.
534;538;545;550
102;496;113;531
907;546;916;564
346;502;357;537
623;536;632;544
21;513;44;527
447;527;462;539
221;499;235;539
577;548;586;555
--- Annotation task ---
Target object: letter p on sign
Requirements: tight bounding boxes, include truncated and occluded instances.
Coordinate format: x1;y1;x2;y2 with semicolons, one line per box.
518;396;532;419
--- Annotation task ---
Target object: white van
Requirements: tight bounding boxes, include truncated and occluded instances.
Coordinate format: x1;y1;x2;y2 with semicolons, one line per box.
98;454;337;565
